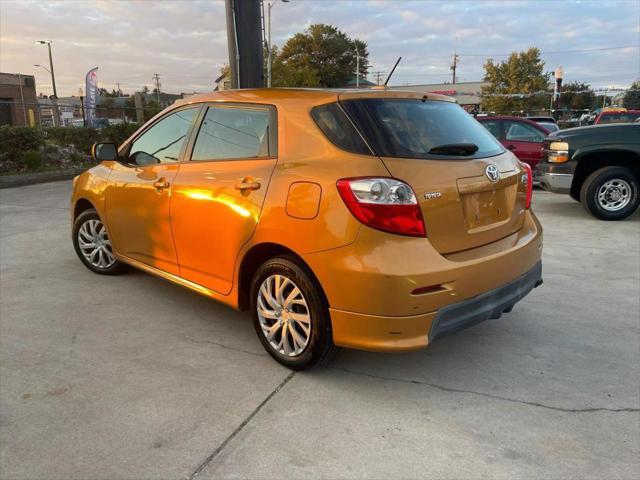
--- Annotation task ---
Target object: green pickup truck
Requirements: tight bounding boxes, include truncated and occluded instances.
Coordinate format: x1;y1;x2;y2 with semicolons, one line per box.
537;123;640;220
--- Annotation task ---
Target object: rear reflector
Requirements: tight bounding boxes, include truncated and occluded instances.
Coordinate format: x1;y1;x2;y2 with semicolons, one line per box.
337;177;426;237
411;284;445;295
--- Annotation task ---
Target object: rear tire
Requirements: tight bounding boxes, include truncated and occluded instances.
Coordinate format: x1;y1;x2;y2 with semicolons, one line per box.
580;166;639;220
73;209;127;275
250;256;334;370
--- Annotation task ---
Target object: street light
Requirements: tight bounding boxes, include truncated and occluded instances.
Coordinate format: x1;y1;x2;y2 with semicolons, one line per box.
35;40;60;126
33;64;51;74
266;0;289;88
553;66;564;121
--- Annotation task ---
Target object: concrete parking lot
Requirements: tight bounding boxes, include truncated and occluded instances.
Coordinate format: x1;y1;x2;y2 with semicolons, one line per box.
1;180;638;479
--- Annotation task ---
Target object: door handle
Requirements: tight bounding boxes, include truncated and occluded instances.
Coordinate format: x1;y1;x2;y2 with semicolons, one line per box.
507;145;517;151
153;178;170;190
235;180;261;192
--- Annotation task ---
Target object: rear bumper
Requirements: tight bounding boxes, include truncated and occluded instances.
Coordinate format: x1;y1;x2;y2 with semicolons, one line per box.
429;261;542;342
304;211;543;351
328;261;542;352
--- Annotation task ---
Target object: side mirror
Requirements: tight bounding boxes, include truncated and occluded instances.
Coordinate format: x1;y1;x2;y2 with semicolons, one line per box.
92;142;118;161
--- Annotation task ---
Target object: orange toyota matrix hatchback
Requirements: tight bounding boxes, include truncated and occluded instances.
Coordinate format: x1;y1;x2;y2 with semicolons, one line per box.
71;89;543;369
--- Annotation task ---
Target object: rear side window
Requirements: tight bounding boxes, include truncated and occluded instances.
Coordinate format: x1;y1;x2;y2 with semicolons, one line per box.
504;121;545;142
341;98;505;159
480;120;501;139
191;105;277;161
311;103;371;155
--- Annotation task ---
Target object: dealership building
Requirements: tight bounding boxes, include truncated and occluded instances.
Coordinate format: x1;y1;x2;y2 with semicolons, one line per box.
391;81;489;110
0;72;41;126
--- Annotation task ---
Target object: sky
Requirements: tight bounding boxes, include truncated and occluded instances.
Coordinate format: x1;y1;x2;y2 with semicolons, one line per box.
1;0;639;97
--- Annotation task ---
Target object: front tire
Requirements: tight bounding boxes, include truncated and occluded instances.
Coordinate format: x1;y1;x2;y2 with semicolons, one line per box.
250;256;334;370
580;166;639;220
72;208;127;275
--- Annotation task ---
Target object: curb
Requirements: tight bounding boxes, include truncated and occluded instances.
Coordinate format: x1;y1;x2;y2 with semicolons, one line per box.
0;168;89;189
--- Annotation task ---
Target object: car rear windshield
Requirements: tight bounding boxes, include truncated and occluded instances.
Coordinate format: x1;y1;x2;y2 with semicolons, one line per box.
598;113;640;124
341;98;505;159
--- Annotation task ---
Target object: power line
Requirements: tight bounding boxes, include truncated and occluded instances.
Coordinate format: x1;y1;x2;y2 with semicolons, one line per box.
459;45;640;57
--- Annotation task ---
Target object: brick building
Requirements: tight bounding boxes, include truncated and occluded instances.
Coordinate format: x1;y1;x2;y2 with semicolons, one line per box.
0;72;41;126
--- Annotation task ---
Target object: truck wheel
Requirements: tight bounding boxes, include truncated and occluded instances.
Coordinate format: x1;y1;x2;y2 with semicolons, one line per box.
580;166;639;220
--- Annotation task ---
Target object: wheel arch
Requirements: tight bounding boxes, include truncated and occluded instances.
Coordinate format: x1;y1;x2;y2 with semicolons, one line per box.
237;242;328;312
570;150;640;200
73;198;96;220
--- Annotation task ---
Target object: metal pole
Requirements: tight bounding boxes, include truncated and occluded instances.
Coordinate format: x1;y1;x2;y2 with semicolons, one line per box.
17;74;27;125
267;2;272;87
225;0;239;89
355;45;359;88
80;96;86;126
46;42;60;127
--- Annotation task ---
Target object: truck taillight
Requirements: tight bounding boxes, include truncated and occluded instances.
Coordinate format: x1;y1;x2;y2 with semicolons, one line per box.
336;177;426;237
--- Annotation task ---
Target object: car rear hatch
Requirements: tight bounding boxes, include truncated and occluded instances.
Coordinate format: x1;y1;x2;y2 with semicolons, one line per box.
339;92;528;254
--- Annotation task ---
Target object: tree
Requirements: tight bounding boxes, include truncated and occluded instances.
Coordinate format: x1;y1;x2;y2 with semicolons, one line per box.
623;81;640;109
481;48;550;113
273;24;369;88
561;81;596;111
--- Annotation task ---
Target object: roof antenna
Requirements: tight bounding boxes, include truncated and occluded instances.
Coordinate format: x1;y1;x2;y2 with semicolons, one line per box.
384;57;402;86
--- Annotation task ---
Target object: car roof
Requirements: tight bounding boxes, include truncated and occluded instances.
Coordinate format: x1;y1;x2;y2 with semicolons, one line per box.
476;115;550;132
599;109;640;115
174;88;456;109
526;116;556;122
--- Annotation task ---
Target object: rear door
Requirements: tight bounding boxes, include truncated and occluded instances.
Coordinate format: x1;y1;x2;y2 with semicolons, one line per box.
502;120;546;170
340;95;529;254
171;103;278;294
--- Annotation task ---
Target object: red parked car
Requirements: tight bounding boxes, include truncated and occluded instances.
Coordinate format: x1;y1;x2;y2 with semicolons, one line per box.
477;116;550;172
594;110;640;125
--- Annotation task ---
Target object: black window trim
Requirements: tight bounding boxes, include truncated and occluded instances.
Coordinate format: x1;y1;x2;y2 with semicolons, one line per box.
310;101;375;156
184;101;279;164
117;103;205;166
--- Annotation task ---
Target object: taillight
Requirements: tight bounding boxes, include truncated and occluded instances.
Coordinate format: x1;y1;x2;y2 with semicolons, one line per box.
521;163;533;209
336;177;426;237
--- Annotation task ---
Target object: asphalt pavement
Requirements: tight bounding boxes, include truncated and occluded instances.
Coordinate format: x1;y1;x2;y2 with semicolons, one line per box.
1;181;638;479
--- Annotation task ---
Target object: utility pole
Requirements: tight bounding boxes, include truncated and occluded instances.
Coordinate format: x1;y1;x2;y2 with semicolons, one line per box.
372;71;384;85
36;40;60;126
450;36;459;84
116;82;121;95
152;73;161;104
266;0;289;88
225;0;264;89
355;44;360;88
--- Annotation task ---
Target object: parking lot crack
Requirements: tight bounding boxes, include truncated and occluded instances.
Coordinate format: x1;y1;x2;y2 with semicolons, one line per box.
182;337;267;357
328;367;640;414
185;371;296;480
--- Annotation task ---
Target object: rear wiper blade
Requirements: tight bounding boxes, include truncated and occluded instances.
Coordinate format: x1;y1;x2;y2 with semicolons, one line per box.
428;143;479;156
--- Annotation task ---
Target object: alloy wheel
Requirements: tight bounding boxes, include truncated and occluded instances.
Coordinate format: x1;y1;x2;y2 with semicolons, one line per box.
77;219;116;269
257;274;311;357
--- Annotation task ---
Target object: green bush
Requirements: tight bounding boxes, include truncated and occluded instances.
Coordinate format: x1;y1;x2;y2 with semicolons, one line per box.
44;126;99;154
0;122;140;174
21;150;43;171
0;125;44;162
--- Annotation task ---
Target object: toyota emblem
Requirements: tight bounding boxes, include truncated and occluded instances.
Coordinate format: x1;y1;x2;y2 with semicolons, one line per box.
485;164;500;182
